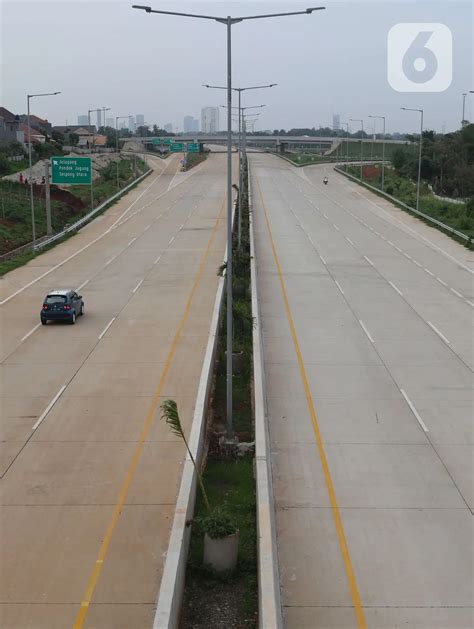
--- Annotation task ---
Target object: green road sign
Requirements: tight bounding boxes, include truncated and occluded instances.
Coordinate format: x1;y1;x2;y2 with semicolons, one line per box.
186;143;200;153
152;137;173;146
170;143;184;152
51;156;91;185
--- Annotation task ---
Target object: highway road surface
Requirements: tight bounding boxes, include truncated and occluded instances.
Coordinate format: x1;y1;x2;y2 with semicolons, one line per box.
0;153;229;628
250;154;473;628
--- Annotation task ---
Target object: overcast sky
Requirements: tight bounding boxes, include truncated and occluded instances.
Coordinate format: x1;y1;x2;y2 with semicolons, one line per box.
1;0;472;134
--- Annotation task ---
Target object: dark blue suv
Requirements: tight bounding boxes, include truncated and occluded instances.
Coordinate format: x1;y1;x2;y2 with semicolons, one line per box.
41;290;84;325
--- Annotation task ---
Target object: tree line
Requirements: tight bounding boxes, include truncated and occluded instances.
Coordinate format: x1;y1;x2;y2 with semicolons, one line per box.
391;124;474;200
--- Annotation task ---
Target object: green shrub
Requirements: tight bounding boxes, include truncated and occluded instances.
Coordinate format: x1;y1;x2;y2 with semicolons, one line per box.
466;197;474;217
196;510;238;540
0;155;10;175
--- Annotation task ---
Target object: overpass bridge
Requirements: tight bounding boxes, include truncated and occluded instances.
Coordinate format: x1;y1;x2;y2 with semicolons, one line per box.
134;135;412;155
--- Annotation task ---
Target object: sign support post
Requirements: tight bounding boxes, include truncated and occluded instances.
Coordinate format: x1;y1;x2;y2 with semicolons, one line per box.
45;160;52;235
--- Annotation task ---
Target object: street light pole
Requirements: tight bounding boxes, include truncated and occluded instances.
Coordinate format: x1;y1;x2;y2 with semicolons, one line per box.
341;122;349;168
369;115;386;192
401;107;424;211
115;116;130;191
223;103;266;247
350;118;364;180
205;83;277;250
88;108;104;153
133;3;326;441
102;107;111;132
462;91;474;128
87;108;101;210
27;90;61;250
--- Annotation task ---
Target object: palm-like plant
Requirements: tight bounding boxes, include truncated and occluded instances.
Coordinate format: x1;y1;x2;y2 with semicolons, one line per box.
160;399;211;513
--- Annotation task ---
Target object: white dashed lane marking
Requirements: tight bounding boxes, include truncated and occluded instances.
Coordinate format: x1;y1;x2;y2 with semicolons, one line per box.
359;320;375;344
427;321;451;345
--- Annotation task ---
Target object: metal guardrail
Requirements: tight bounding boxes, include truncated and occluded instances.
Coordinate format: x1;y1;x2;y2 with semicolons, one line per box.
34;168;152;251
0;235;51;263
334;166;471;244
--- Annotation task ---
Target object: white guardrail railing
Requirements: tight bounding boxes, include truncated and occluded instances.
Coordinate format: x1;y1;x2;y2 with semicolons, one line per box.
34;168;153;251
334;165;471;244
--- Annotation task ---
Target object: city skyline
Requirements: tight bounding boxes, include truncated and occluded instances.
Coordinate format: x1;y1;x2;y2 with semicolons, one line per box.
2;2;471;134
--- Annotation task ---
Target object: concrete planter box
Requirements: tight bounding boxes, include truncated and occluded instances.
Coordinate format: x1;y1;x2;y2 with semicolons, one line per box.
232;351;245;374
203;530;239;572
224;350;245;374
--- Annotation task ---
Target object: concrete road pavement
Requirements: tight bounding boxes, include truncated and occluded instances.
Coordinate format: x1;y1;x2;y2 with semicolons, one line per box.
0;152;229;628
250;154;473;628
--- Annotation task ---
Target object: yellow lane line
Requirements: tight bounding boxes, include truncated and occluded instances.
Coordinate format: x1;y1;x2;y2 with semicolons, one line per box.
73;196;225;629
256;177;367;629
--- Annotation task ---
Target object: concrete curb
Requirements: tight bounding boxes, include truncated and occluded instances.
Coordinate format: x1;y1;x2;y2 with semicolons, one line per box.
152;204;234;629
248;159;283;629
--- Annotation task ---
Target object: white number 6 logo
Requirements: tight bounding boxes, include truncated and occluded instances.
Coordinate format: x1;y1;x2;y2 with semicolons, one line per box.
388;23;452;93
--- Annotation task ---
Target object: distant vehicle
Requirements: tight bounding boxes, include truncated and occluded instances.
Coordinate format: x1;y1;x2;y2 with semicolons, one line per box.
41;290;84;325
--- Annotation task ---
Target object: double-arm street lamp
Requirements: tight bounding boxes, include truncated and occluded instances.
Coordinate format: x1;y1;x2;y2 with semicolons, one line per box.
350;118;364;180
206;84;276;250
115;116;130;191
27;90;60;250
340;122;350;167
88;107;110;209
369;114;386;191
101;107;111;131
87;108;103;151
222;103;266;243
401;107;424;211
133;3;326;440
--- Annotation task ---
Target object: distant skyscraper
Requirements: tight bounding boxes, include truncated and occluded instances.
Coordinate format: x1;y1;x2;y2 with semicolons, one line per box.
164;123;173;133
191;118;199;133
97;110;102;127
136;114;145;127
184;116;194;133
201;107;219;133
106;117;114;128
128;116;136;132
77;115;88;126
333;114;341;131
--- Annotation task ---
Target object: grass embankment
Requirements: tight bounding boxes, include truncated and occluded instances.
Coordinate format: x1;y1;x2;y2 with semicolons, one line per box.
180;161;257;628
331;140;415;160
282;142;415;165
283;153;338;165
183;151;208;171
68;157;147;205
343;164;474;243
1;158;30;176
0;156;147;257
